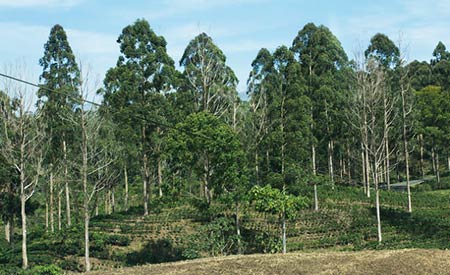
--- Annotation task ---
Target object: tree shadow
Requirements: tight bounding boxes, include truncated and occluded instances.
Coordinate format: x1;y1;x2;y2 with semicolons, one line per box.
126;239;184;265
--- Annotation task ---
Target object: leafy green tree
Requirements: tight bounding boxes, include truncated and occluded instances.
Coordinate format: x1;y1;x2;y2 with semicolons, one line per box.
415;85;450;185
250;185;308;254
38;24;81;228
365;33;400;68
291;23;349;185
180;33;238;119
167;112;245;205
100;19;177;215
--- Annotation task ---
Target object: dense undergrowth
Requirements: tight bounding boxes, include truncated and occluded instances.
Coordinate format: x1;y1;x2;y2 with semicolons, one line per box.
2;177;450;274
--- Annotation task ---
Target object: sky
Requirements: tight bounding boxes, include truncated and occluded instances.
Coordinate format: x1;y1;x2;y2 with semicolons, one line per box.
1;0;450;101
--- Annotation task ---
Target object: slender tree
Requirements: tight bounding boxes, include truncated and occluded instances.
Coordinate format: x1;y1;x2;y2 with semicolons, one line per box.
38;24;80;228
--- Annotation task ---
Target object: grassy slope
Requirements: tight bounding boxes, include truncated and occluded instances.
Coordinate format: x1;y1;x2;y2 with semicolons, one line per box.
7;181;450;272
83;249;450;275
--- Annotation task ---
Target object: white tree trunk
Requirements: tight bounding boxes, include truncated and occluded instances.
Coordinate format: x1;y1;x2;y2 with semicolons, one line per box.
63;140;71;226
124;166;128;211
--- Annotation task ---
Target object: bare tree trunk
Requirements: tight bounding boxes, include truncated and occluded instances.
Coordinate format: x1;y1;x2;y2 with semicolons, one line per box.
111;187;115;213
50;170;54;233
5;220;10;243
58;192;62;230
361;144;367;194
401;84;412;213
203;157;211;204
235;202;241;254
21;185;27;269
255;150;259;185
81;110;91;272
45;201;48;232
375;187;382;243
141;124;149;216
282;212;286;254
328;140;335;185
314;184;318;211
63;140;71;227
19;117;28;269
365;149;371;198
124;166;128;211
347;145;352;184
157;155;163;198
432;147;437;175
419;134;424;178
436;150;441;186
447;155;450;173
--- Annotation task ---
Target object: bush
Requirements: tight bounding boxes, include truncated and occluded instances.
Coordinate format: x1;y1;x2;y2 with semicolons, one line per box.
25;265;62;275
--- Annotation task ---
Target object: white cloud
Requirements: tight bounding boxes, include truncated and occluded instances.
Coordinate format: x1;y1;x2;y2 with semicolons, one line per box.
0;0;82;8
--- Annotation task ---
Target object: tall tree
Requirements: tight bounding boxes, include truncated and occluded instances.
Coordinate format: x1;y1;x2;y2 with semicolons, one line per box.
38;24;80;228
1;78;44;269
101;19;177;216
180;32;238;119
291;23;348;187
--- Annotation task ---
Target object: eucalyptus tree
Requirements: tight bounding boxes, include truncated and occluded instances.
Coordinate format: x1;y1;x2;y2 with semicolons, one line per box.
38;24;81;228
180;32;238;119
101;19;177;216
291;23;348;185
247;48;273;184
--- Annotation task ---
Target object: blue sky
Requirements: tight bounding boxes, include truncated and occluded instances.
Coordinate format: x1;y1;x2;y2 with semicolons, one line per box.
1;0;449;100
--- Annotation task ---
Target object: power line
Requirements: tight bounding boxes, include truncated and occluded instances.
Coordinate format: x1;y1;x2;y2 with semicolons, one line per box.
0;72;210;140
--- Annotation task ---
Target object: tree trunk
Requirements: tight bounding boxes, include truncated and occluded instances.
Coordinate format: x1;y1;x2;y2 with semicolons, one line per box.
124;166;128;211
20;129;28;269
112;187;115;213
203;155;211;204
432;147;437;175
255;150;259;185
365;148;371;198
45;201;48;232
21;188;27;269
58;192;62;230
143;153;149;216
5;220;10;243
436;150;441;187
375;188;382;243
361;144;367;194
81;110;91;272
401;86;412;213
142;125;149;216
328;140;334;185
50;170;54;233
235;202;241;254
314;184;318;211
282;213;286;254
419;134;424;178
63;140;71;227
447;155;450;173
157;155;163;198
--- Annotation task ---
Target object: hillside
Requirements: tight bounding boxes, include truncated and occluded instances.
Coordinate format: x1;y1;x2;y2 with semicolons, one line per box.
83;249;450;275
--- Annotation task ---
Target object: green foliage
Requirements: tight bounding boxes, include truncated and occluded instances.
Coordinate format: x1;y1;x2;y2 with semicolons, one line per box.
250;185;308;220
25;265;62;275
183;217;240;258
